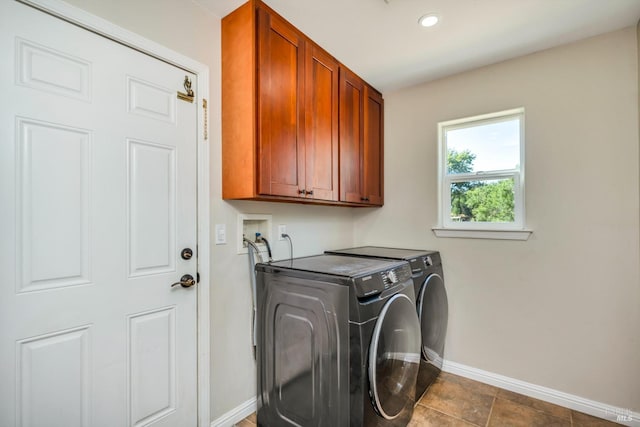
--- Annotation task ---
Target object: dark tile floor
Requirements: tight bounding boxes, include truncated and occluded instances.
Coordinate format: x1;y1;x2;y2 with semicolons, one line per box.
236;372;622;426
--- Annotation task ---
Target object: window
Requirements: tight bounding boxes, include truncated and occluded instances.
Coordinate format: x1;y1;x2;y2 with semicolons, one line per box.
436;108;527;237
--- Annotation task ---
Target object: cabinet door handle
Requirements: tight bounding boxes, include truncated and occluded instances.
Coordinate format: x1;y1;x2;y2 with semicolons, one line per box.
306;190;313;196
298;189;306;195
361;197;369;202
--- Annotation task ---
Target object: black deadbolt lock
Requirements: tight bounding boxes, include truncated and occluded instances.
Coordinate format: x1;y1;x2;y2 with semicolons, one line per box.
181;248;193;260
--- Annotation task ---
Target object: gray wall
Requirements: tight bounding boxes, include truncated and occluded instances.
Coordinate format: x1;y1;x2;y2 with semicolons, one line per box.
354;27;640;412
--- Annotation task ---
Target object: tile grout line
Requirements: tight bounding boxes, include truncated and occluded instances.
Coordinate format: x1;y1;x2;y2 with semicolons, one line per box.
417;401;485;426
485;395;497;427
497;394;573;424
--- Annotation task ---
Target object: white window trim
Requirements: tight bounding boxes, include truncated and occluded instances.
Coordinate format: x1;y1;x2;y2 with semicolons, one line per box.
436;108;532;240
431;227;532;241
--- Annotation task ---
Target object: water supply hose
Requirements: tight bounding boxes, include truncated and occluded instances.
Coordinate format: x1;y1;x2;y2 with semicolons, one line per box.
255;233;273;262
243;237;262;360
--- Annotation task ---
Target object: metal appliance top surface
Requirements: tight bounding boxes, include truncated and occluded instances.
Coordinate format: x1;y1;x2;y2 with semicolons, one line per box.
265;254;407;278
326;246;438;261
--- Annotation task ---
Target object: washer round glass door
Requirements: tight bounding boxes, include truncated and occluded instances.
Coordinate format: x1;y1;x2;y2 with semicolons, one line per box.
417;273;448;364
368;293;421;419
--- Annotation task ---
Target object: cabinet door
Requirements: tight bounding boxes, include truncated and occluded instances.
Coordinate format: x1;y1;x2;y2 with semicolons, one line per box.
257;7;306;198
339;68;364;203
305;45;339;201
363;86;384;205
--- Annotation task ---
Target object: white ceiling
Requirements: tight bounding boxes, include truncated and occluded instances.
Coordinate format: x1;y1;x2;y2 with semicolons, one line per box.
197;0;640;92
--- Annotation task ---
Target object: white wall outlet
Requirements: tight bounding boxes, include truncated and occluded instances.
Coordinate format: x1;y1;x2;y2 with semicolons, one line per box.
278;224;287;240
215;224;226;245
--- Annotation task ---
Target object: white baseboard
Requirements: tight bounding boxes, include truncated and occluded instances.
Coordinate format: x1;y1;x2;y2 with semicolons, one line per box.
210;397;257;427
442;359;640;427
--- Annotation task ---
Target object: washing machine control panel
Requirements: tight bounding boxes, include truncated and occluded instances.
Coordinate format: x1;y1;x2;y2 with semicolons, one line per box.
353;264;412;298
381;265;411;290
381;269;398;288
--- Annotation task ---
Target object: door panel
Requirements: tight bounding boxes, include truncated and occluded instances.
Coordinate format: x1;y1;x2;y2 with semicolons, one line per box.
363;87;384;205
16;37;92;102
127;139;176;277
17;326;91;427
0;2;198;426
17;118;91;292
305;45;338;201
258;8;305;198
127;76;177;124
128;307;177;426
339;69;364;203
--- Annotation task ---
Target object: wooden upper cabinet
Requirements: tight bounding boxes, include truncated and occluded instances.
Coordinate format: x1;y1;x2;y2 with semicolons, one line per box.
339;68;384;206
339;68;365;203
221;1;256;200
363;86;384;205
257;8;305;198
305;44;339;201
222;0;381;206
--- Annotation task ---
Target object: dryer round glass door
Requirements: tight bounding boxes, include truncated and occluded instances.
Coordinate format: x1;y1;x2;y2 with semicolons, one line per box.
368;293;421;419
417;273;448;365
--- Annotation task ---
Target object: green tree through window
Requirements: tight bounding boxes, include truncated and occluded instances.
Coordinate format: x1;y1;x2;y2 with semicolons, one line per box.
448;149;476;220
447;149;515;222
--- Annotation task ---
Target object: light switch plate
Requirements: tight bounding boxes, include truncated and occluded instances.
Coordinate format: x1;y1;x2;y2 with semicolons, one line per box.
215;224;226;245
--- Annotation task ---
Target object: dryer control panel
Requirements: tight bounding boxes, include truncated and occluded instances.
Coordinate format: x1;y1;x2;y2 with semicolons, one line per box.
408;252;441;276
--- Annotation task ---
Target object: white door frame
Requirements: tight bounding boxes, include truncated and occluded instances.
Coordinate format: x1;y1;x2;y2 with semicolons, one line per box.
15;0;212;425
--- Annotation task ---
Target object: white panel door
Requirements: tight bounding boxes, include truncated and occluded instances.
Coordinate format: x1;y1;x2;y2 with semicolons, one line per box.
0;2;198;426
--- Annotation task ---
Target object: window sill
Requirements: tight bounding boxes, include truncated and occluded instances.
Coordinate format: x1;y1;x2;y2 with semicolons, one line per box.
432;228;532;241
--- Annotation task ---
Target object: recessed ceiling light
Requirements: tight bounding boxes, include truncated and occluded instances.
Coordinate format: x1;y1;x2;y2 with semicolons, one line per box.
419;14;439;28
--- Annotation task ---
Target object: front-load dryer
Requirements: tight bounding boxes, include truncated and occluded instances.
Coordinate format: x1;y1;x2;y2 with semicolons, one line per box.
325;247;448;402
255;254;421;427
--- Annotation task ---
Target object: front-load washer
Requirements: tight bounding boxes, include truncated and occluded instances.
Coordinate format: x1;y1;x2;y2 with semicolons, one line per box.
325;247;448;401
255;254;421;427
